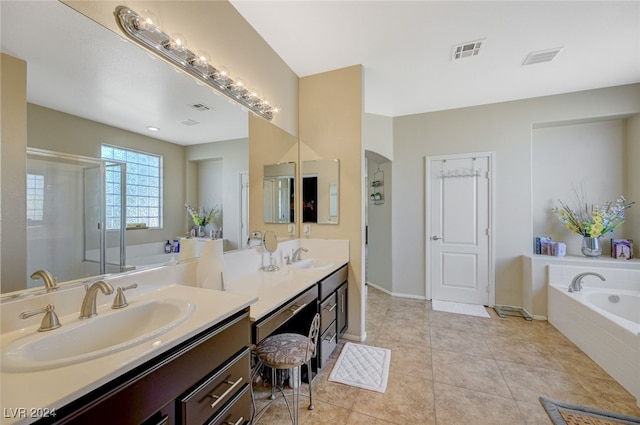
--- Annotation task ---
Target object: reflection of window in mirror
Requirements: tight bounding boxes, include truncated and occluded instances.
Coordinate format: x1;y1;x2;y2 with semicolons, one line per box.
101;145;162;229
26;174;45;225
302;159;339;224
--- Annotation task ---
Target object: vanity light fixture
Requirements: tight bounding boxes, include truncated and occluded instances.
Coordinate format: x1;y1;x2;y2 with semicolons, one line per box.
115;6;278;121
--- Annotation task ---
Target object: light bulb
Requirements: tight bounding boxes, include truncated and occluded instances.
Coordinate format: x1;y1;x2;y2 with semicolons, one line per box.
138;9;160;30
214;65;231;83
168;33;187;51
193;50;210;68
232;78;246;94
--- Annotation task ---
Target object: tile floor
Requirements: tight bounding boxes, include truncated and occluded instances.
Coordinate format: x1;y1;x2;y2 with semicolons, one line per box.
251;286;640;425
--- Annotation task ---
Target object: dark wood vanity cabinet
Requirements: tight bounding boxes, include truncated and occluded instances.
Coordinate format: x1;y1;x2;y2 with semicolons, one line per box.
317;265;348;367
46;309;251;425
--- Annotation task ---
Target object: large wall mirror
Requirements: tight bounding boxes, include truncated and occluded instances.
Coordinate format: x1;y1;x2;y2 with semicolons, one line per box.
302;159;340;224
1;2;251;296
263;162;296;224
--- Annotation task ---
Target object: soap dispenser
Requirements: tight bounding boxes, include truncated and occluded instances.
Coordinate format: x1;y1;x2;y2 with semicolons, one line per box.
164;240;172;254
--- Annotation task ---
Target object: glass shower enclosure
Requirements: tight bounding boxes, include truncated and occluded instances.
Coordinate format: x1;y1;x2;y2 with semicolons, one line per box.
26;148;126;287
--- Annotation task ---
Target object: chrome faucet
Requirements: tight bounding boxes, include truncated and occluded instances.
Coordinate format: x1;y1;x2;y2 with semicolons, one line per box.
292;247;308;262
569;272;606;293
79;280;114;319
30;269;58;292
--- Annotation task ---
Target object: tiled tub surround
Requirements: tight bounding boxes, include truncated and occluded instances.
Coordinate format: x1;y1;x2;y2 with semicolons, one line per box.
253;286;640;425
0;265;256;425
547;265;640;408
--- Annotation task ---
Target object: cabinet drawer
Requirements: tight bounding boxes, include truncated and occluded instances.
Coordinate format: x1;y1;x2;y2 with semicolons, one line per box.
319;321;338;367
320;292;337;333
56;310;250;425
206;383;251;425
180;348;250;425
318;265;347;301
254;285;317;343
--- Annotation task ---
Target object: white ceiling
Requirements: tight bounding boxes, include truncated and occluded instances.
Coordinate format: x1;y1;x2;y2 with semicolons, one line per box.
231;0;640;117
2;1;639;147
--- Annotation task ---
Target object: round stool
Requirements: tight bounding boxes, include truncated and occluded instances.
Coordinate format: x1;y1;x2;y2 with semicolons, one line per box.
254;313;320;424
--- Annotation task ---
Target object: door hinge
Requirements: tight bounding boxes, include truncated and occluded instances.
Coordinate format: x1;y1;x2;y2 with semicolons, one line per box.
485;228;490;236
487;285;491;294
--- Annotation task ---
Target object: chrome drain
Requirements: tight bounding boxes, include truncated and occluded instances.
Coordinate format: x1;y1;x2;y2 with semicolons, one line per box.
608;295;621;303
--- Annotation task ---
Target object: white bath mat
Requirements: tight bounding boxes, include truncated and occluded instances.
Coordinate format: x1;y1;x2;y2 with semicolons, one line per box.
432;299;490;318
328;342;391;393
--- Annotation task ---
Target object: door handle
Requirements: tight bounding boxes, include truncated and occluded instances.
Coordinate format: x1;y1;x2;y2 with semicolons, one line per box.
431;235;442;241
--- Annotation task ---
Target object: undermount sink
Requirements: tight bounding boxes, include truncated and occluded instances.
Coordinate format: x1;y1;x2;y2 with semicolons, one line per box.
2;298;195;372
288;258;333;270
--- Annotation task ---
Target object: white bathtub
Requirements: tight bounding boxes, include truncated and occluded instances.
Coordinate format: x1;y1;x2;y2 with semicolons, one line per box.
548;265;640;407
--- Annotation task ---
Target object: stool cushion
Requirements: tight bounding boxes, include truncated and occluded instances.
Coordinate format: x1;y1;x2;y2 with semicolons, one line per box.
255;333;312;369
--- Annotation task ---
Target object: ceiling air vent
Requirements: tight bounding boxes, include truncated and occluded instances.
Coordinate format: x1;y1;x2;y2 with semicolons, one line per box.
522;47;562;65
189;103;211;112
452;39;485;60
180;119;200;126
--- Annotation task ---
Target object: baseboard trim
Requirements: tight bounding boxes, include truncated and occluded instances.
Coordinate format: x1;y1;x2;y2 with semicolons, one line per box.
366;281;427;300
341;331;366;342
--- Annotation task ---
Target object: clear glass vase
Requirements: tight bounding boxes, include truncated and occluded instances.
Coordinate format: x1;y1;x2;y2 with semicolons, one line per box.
581;236;602;257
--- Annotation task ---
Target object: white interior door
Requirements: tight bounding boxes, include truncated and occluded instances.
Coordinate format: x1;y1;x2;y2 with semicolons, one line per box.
426;153;493;305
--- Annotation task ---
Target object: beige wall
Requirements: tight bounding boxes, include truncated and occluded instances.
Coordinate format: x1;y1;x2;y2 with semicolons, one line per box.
186;138;249;250
27;103;186;246
363;113;393;161
366;156;392;293
393;84;640;311
533;119;628;256
63;0;299;138
1;54;28;292
299;65;365;340
628;114;640;247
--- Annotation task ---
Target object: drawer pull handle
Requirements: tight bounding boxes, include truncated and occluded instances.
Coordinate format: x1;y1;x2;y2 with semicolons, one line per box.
224;417;244;425
324;303;337;312
289;303;307;316
324;333;337;344
209;376;244;410
154;414;169;425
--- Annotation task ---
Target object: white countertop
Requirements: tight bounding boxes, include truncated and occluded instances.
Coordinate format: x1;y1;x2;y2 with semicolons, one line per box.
0;285;256;425
225;258;348;321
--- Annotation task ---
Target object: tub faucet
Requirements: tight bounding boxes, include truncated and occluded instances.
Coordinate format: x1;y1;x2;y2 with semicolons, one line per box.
569;272;606;293
292;247;308;262
30;269;58;292
79;280;114;319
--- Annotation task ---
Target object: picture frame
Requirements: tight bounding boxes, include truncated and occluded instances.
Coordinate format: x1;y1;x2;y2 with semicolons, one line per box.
611;238;633;260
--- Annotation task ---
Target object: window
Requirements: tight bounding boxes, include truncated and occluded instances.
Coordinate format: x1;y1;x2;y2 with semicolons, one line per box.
26;174;45;224
101;145;162;230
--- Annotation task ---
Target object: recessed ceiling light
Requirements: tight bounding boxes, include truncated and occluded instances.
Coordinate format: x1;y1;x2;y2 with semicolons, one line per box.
147;126;160;132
